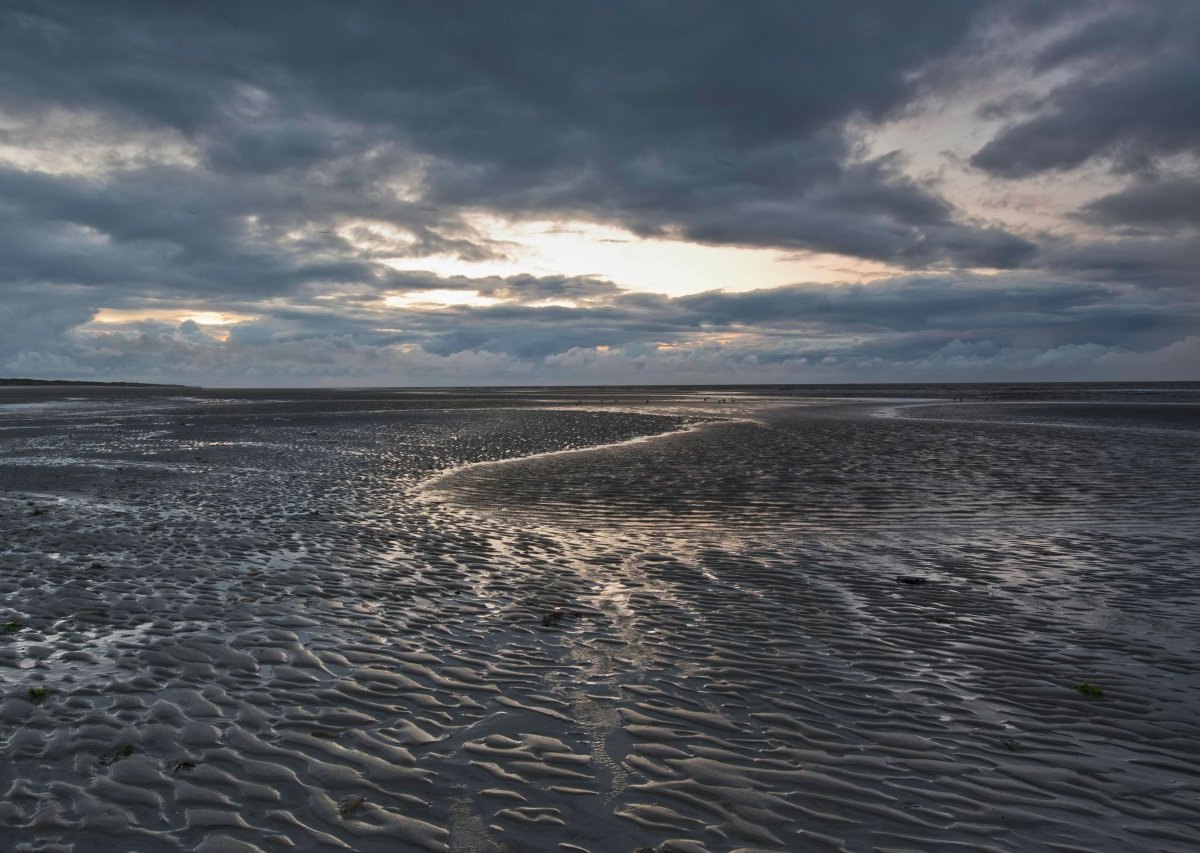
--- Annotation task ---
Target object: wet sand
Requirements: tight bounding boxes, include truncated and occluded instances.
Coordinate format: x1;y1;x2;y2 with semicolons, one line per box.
1;387;1198;851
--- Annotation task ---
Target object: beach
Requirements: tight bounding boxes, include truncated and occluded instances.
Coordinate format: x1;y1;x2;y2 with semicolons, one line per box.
1;385;1198;851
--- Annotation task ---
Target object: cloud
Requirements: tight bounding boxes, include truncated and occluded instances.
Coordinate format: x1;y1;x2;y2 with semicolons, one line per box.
971;1;1200;177
1077;177;1200;230
0;285;97;356
0;0;1033;282
1042;234;1200;287
0;1;1195;385
2;267;1193;384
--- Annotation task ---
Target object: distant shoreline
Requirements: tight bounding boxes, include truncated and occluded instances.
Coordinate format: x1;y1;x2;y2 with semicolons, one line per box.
0;377;195;388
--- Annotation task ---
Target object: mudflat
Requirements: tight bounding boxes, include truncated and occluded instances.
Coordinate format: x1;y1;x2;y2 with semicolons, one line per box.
1;385;1198;851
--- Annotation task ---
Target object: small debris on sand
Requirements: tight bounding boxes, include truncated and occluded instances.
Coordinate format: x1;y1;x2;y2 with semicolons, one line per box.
97;745;134;766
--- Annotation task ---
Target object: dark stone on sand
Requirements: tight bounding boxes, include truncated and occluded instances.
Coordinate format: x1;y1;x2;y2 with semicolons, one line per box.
97;744;135;766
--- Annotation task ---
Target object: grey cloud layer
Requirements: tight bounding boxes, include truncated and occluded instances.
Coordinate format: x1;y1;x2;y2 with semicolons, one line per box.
972;0;1200;177
11;270;1191;384
0;0;1196;383
1079;179;1200;230
1;0;1036;276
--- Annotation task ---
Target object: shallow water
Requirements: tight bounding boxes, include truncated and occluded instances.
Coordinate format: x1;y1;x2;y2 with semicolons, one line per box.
1;388;1198;851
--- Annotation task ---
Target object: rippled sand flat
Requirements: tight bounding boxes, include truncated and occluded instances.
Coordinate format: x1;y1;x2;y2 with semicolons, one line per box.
1;387;1198;851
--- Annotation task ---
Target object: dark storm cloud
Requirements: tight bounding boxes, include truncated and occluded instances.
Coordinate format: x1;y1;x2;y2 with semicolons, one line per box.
584;154;1038;267
1043;236;1200;287
674;276;1198;357
676;277;1107;333
197;271;1196;362
0;158;508;305
2;1;991;146
1078;179;1200;230
971;0;1200;177
0;0;1196;383
4;256;1190;383
0;0;1032;279
0;165;370;296
0;285;95;355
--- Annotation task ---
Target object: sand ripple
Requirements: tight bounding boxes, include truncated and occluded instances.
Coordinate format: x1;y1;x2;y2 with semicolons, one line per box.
1;392;1197;851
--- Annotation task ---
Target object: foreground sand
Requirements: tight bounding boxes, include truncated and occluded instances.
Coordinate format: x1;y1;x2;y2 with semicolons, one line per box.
1;388;1198;851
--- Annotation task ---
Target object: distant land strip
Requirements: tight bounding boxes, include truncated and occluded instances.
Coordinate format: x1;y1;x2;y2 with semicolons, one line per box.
0;377;195;388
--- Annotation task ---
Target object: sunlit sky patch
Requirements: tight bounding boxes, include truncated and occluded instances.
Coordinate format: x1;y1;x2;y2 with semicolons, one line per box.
384;290;501;310
381;218;903;297
92;309;256;327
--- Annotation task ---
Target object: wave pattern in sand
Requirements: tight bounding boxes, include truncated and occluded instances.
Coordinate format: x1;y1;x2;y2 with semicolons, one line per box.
1;393;1198;851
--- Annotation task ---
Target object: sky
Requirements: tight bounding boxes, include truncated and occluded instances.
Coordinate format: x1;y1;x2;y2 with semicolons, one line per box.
0;0;1197;386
